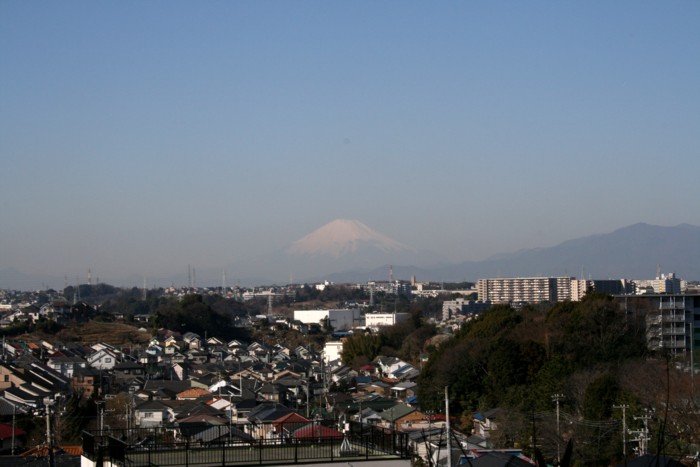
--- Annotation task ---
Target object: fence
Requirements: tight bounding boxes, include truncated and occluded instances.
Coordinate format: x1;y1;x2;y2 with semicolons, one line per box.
82;421;410;466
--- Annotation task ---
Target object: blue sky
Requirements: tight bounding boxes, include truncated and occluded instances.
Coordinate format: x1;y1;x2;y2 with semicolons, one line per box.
1;1;699;287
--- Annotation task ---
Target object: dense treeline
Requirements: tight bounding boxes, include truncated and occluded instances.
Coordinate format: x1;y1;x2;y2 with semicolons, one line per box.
341;310;436;367
415;294;697;463
150;294;251;342
418;294;647;415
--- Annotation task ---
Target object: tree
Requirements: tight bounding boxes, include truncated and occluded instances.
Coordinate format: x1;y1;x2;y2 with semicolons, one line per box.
341;333;384;366
583;373;619;420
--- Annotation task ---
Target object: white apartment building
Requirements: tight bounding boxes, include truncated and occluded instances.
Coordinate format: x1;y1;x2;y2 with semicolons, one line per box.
477;276;635;305
477;277;570;304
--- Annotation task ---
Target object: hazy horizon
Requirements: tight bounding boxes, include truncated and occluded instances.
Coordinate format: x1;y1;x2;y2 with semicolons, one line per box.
2;2;699;288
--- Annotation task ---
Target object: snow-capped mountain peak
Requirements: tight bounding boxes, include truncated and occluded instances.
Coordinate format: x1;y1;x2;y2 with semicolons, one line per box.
286;219;411;258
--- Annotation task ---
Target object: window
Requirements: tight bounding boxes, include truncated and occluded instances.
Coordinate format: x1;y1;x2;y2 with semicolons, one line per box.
105;358;112;363
144;412;153;418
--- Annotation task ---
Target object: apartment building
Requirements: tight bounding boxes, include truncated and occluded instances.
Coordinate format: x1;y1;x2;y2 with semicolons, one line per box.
477;277;568;304
618;293;700;356
478;277;635;305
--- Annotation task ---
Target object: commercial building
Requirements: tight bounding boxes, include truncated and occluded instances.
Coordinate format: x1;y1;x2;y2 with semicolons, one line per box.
293;309;363;331
364;312;409;331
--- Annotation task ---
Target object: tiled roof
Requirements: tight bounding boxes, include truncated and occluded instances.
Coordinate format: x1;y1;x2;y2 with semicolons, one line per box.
0;422;26;439
176;388;211;399
292;423;343;440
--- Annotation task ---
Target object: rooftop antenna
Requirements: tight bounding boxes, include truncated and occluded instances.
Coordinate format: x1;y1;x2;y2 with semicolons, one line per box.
389;265;394;283
193;267;196;288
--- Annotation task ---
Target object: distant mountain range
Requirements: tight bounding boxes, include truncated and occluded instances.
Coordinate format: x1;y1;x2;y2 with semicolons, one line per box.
324;222;700;283
2;222;699;290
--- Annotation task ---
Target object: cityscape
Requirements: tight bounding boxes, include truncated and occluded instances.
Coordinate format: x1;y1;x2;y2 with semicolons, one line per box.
2;1;699;466
0;260;699;466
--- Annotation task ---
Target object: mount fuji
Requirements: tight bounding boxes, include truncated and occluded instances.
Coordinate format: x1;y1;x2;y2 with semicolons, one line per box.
286;219;412;258
272;219;437;282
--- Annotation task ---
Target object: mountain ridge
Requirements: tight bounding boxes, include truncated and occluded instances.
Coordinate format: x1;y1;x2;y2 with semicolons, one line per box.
324;222;700;283
3;222;699;290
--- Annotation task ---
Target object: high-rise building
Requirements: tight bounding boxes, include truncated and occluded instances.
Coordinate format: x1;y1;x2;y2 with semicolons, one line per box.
477;277;567;304
617;293;700;356
478;277;635;304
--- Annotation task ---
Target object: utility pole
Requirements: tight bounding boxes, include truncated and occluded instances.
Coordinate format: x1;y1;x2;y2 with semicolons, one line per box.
11;404;16;455
445;386;452;467
631;410;653;456
613;404;630;458
97;401;105;433
690;323;695;393
552;394;564;465
44;398;55;467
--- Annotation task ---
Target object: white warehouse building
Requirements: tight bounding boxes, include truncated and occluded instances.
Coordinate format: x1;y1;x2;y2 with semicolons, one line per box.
293;309;363;331
364;312;410;331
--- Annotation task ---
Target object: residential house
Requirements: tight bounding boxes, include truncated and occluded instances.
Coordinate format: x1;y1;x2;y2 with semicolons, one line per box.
176;387;212;401
71;367;101;399
246;403;294;439
272;412;310;441
87;348;120;371
473;408;501;439
142;380;191;400
112;361;146;386
183;332;203;350
206;337;225;347
291;423;343;441
135;400;172;428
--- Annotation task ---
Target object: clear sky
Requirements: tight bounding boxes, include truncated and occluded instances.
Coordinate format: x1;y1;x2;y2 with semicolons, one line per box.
1;1;699;287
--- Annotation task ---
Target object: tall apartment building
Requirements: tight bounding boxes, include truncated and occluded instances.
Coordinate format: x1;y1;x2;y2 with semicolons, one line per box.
477;277;569;304
617;294;700;356
653;273;682;294
478;277;636;304
571;279;635;301
442;298;492;320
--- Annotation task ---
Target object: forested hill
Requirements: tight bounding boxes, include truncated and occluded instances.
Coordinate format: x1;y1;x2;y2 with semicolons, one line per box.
417;294;700;461
419;294;650;415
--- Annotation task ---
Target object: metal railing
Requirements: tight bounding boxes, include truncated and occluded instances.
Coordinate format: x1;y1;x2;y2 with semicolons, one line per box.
82;421;410;466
